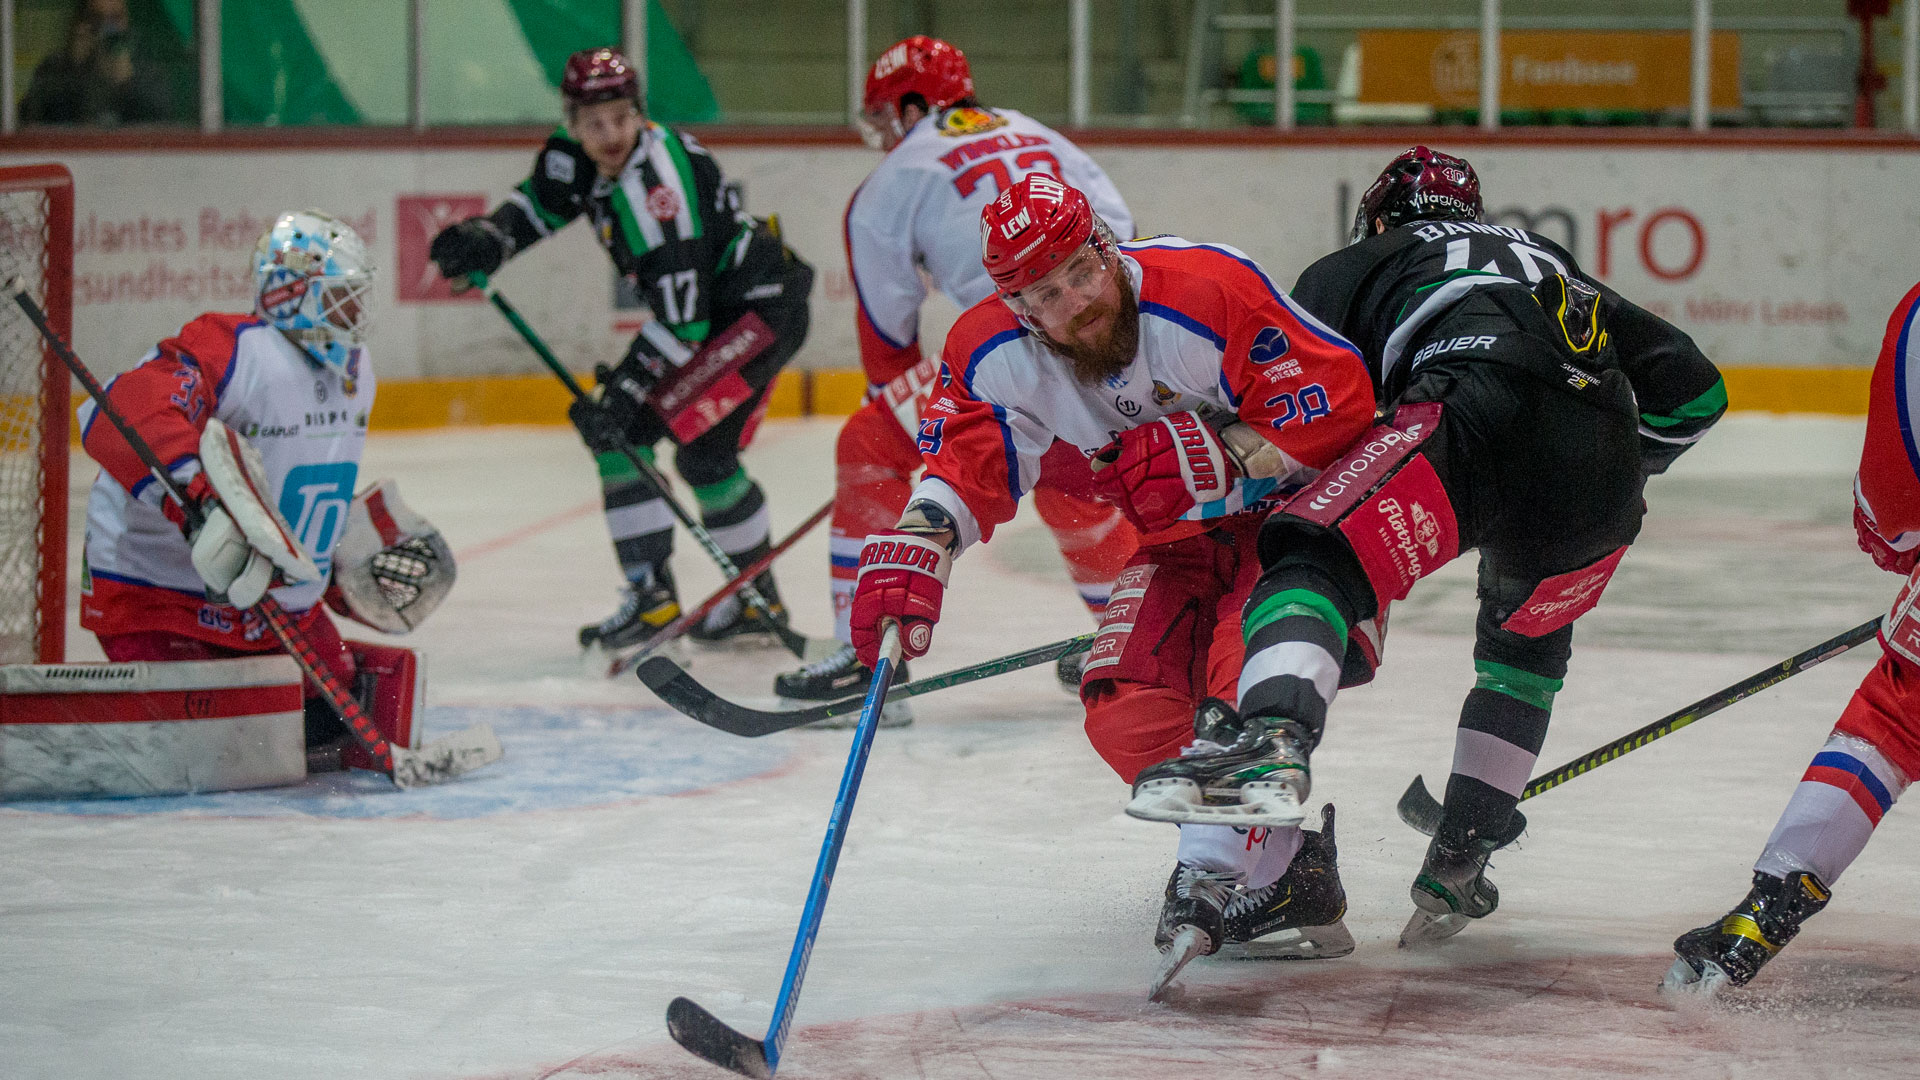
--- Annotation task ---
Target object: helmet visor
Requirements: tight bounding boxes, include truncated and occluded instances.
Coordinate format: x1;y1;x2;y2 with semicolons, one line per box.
1000;240;1116;328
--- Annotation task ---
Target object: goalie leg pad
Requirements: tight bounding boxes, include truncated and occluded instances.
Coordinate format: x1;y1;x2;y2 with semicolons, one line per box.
325;479;457;634
339;641;425;772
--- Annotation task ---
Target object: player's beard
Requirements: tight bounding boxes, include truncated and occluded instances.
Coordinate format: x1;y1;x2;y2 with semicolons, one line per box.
1050;282;1140;386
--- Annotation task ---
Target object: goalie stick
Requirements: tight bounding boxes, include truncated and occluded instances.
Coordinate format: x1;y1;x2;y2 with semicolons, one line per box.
468;271;812;661
604;497;834;678
666;623;905;1078
639;633;1095;736
7;279;502;789
1396;616;1883;836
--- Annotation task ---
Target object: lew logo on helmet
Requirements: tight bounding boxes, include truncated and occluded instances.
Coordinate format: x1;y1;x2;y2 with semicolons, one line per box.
1025;174;1067;203
998;208;1031;238
873;43;909;79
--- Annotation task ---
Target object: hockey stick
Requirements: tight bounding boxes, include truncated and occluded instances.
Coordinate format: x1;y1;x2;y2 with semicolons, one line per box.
469;271;812;661
639;632;1095;736
6;279;502;788
1397;616;1883;836
667;622;904;1078
605;496;833;677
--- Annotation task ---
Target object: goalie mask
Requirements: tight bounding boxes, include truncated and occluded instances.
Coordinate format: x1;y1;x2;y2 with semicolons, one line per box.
253;209;375;376
325;480;455;634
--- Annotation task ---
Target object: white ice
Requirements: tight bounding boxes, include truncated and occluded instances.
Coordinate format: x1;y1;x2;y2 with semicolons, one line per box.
5;414;1917;1079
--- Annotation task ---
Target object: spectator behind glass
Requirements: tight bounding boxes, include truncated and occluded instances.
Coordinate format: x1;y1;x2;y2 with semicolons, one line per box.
19;0;175;126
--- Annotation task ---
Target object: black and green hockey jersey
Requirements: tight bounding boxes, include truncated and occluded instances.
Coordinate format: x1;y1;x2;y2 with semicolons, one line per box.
488;122;796;347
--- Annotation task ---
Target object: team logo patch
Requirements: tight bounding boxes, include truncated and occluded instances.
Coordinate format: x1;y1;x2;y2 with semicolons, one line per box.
646;185;681;221
1250;326;1291;365
544;149;576;184
1152;381;1180;406
939;107;1008;137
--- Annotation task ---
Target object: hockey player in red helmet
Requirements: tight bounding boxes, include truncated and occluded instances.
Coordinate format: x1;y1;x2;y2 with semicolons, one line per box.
846;173;1379;987
1188;145;1726;949
770;37;1139;718
429;47;817;655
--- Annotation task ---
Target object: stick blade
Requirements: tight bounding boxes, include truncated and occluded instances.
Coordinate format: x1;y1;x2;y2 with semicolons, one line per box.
1396;775;1443;836
389;724;503;788
667;996;774;1078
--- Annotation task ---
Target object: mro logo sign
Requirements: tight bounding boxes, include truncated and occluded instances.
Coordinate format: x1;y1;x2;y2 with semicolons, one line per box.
1485;204;1707;282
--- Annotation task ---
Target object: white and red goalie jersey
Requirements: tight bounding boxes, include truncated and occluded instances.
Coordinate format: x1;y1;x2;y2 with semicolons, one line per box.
912;238;1375;551
79;313;376;648
845;105;1133;389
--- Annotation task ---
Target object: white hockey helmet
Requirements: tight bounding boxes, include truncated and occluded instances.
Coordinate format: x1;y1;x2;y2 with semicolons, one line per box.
252;209;374;375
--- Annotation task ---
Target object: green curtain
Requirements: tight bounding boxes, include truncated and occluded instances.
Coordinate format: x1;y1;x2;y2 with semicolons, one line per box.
506;0;718;124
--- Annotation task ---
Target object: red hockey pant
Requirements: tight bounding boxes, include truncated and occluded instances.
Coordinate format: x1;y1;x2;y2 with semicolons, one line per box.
1837;645;1920;781
97;605;357;699
1081;515;1264;783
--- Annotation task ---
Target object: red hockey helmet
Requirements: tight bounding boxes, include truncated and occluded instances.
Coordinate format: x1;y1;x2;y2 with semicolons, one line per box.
982;174;1120;327
1350;145;1482;244
860;36;975;148
562;47;641;110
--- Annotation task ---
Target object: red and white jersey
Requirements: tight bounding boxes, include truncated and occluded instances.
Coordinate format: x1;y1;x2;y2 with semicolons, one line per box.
79;313;375;648
1858;280;1920;557
912;238;1375;551
845;105;1133;387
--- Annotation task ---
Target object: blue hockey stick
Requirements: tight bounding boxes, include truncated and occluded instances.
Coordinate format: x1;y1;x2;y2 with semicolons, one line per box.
666;622;906;1078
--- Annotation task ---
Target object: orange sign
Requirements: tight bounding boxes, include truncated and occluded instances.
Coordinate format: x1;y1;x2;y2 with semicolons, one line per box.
1359;30;1740;111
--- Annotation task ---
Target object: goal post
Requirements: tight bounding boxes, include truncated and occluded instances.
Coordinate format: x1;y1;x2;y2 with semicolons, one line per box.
0;163;74;665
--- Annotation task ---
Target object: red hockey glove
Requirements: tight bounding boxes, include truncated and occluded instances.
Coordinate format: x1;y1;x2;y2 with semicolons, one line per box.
850;531;951;668
160;471;217;535
1088;411;1236;533
1856;502;1919;574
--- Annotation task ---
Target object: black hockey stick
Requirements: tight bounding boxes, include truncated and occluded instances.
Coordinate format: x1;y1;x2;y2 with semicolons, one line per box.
605;497;833;678
667;623;906;1077
1397;616;1883;836
639;633;1096;736
470;272;814;661
5;278;501;787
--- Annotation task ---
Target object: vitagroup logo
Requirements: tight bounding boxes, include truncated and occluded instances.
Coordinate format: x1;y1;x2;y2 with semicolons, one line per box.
1306;424;1425;511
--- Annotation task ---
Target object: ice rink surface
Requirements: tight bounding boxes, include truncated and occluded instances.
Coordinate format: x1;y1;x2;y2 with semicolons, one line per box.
6;414;1917;1080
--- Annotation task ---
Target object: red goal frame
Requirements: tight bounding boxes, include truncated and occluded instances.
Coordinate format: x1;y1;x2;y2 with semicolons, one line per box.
2;163;74;664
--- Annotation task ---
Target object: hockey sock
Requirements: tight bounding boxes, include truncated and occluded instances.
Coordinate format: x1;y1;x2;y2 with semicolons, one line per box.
831;448;917;647
1177;822;1303;891
1034;483;1137;618
597;447;674;585
1236;563;1362;746
1439;663;1560;844
692;469;771;561
1755;731;1910;886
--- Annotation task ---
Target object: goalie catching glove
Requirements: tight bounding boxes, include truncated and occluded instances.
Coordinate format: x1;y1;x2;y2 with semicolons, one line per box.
1089;410;1238;534
162;418;321;609
324;479;457;634
850;530;951;669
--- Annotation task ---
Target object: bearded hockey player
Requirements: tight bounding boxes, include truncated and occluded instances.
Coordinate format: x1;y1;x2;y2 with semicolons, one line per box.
846;174;1377;976
430;46;814;653
771;36;1138;713
1664;281;1920;995
78;210;453;768
1130;146;1726;948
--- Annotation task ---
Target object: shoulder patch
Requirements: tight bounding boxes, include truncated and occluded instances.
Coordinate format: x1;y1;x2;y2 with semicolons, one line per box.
544;149;576;184
940;107;1010;137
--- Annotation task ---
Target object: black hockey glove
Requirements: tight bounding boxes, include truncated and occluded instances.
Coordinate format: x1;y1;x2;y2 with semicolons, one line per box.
429;217;511;281
567;391;630;456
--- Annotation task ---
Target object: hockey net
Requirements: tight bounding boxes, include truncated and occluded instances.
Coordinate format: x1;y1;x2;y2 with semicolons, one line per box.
0;165;73;664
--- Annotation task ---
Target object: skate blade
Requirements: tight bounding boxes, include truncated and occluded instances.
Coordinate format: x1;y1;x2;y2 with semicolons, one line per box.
1216;919;1356;961
1659;956;1731;997
1399;908;1471;947
1148;925;1212;1001
1125;778;1307;828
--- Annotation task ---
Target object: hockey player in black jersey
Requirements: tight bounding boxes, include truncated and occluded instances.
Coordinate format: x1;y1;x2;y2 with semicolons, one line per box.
1126;146;1727;949
429;47;814;652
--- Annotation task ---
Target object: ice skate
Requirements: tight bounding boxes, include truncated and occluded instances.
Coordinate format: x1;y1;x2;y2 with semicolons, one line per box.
1662;870;1831;996
1055;649;1085;696
1148;866;1233;1000
773;643;913;729
579;576;681;652
1402;829;1503;946
1216;805;1354;960
687;573;791;648
1127;699;1311;829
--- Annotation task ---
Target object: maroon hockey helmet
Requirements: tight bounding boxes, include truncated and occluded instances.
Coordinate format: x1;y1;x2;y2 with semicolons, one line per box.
562;47;641;110
1349;146;1483;244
